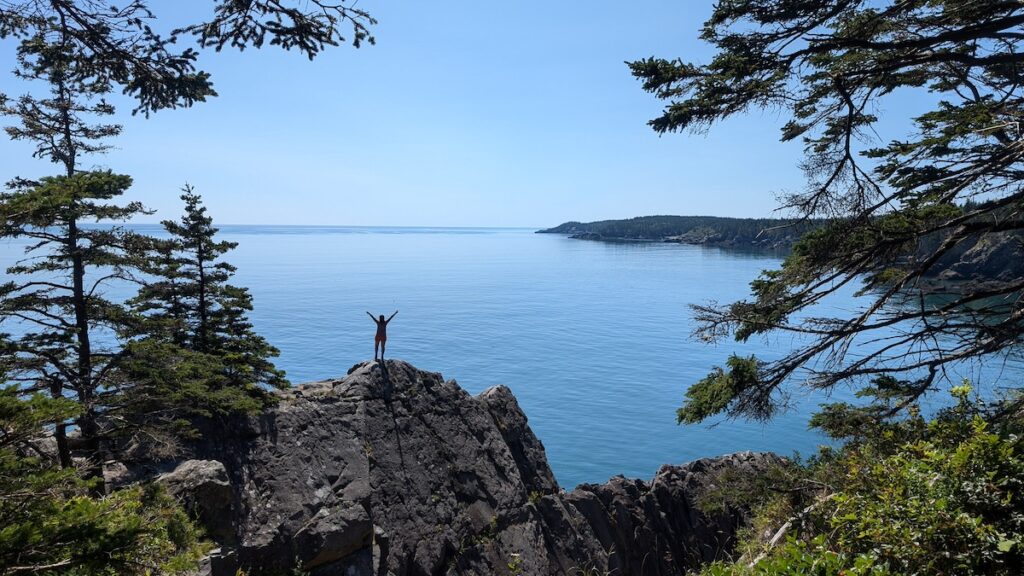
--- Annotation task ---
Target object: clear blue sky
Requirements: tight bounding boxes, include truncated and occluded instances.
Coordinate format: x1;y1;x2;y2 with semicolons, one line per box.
1;2;819;227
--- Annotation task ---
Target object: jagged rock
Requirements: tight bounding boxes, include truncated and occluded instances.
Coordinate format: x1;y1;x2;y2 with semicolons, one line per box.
479;385;559;496
354;361;608;576
567;452;783;575
190;372;372;575
295;503;373;568
181;359;779;575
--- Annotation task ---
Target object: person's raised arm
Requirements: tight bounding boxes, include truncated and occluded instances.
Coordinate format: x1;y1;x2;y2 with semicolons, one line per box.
386;310;398;323
366;311;376;322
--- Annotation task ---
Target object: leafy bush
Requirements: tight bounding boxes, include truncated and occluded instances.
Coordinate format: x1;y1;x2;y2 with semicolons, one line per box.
697;386;1024;575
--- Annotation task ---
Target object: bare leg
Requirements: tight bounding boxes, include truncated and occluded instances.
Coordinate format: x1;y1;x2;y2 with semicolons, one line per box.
374;340;380;361
380;340;386;359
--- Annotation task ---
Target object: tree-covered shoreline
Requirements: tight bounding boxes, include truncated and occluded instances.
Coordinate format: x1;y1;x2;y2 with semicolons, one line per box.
539;212;1024;289
538;215;821;249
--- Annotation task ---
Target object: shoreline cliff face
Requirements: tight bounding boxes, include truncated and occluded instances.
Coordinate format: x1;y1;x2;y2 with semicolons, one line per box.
163;360;778;575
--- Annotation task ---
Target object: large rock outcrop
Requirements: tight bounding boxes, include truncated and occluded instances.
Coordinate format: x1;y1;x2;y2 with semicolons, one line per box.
182;360;778;575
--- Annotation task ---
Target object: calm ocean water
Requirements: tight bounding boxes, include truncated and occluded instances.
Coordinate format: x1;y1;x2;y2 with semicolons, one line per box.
4;226;1021;488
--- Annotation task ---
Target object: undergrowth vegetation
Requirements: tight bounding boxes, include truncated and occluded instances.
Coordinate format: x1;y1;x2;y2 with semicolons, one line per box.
697;384;1024;575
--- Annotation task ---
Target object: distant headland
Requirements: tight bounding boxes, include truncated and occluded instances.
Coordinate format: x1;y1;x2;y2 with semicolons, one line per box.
537;215;820;250
540;213;1024;291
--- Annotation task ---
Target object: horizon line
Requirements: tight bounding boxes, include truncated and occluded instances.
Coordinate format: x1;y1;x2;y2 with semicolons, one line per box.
115;222;548;230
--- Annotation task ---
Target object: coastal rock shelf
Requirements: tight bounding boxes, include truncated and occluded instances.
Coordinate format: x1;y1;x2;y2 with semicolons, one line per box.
177;360;777;575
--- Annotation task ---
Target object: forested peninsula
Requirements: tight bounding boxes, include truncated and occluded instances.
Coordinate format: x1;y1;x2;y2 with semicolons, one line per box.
537;215;819;249
540;213;1024;290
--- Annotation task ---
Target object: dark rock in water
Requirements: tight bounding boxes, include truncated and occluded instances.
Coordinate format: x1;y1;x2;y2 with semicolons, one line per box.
173;359;778;575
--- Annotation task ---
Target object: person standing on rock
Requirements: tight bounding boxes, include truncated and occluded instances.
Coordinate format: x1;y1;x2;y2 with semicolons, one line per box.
367;310;398;360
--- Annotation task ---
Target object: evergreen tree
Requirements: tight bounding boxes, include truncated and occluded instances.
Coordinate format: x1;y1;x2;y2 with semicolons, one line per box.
132;237;190;348
211;283;288;391
162;187;239;355
133;187;287;392
0;5;173;470
0;171;153;470
0;2;375;86
0;2;365;572
629;0;1024;423
1;0;338;471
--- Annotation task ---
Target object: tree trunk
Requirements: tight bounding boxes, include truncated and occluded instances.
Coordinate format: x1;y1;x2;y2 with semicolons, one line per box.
50;379;72;469
197;244;208;352
68;216;102;484
58;67;100;480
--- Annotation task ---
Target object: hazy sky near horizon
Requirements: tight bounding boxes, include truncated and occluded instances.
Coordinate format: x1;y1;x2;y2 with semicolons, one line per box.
1;2;859;226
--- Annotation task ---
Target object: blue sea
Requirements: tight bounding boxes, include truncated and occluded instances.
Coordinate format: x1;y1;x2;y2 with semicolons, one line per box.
4;226;1021;488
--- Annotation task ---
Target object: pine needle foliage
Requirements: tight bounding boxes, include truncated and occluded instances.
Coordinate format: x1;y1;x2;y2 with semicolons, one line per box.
0;171;153;469
0;379;208;575
133;187;287;393
630;0;1024;422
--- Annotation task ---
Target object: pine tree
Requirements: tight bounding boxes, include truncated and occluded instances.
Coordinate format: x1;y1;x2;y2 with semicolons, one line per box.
134;187;287;393
0;8;174;470
0;2;367;572
162;188;239;355
0;171;155;470
629;1;1024;423
132;237;191;348
1;0;329;471
212;285;288;391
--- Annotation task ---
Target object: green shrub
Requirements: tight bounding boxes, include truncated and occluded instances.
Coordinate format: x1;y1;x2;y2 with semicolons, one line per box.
697;387;1024;575
0;387;209;574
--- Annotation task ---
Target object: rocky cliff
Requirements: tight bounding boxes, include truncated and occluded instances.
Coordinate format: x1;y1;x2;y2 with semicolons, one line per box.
923;229;1024;289
163;360;778;576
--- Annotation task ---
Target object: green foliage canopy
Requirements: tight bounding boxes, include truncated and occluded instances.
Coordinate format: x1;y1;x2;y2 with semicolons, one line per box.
0;2;361;572
0;382;208;575
132;187;287;393
0;0;349;471
0;1;376;117
0;171;153;468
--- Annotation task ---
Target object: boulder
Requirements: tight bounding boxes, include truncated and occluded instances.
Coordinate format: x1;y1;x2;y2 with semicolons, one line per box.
354;361;607;576
157;459;234;544
190;372;372;575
